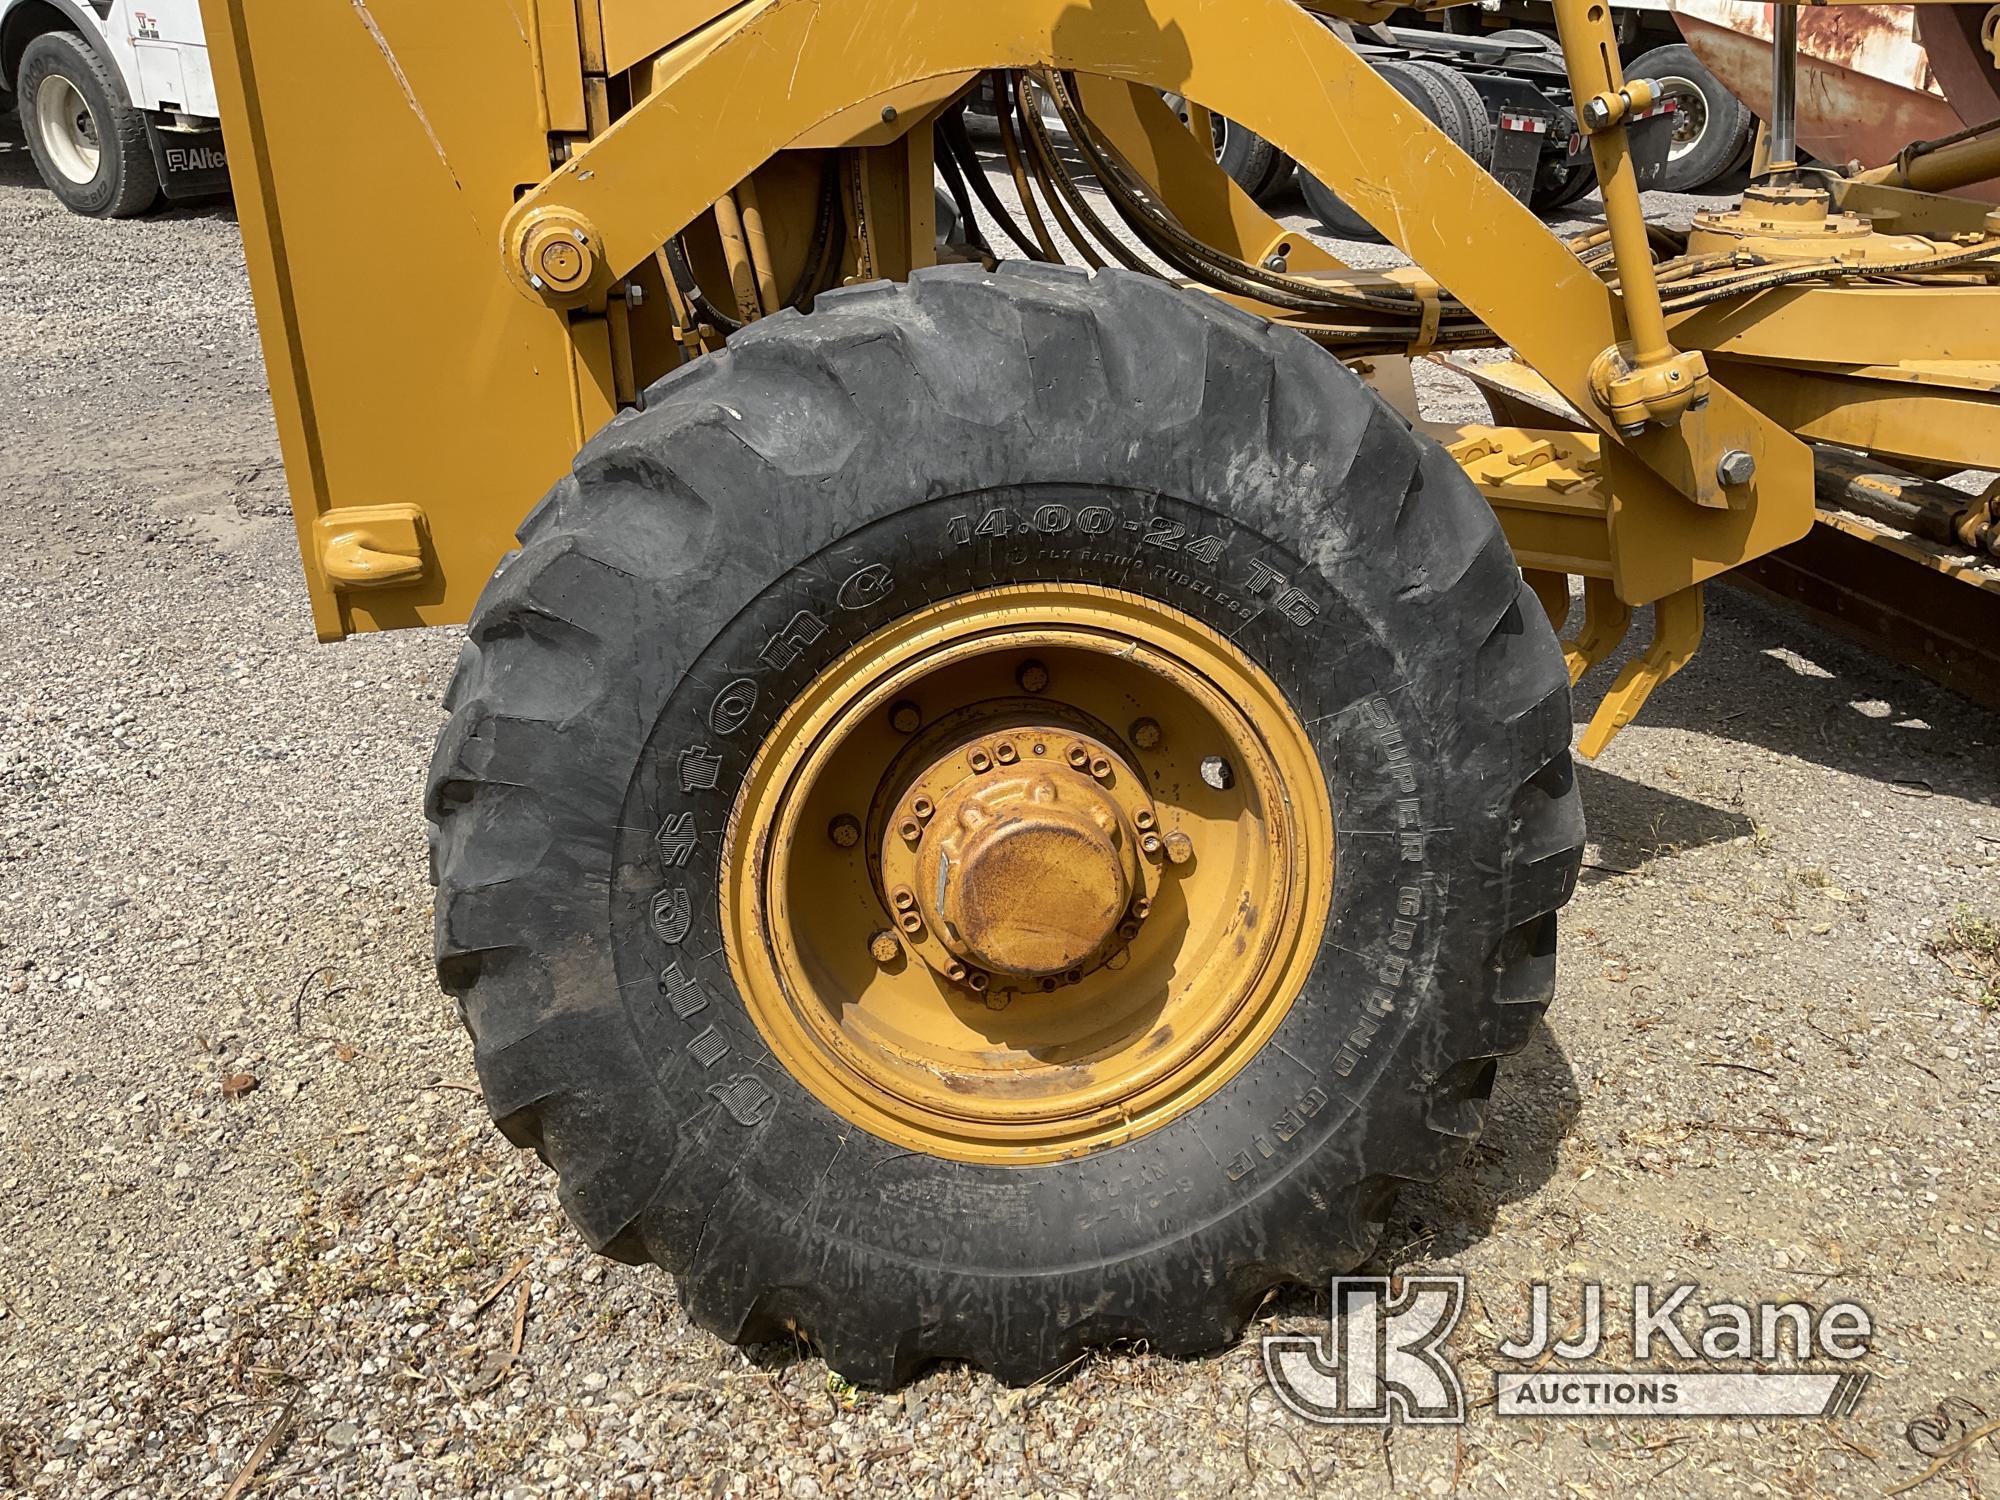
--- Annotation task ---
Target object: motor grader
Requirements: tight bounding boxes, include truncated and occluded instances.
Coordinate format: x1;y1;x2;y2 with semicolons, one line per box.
200;0;2000;1385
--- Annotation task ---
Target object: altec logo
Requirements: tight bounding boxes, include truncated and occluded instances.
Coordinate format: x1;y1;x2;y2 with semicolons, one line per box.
1263;1277;1874;1426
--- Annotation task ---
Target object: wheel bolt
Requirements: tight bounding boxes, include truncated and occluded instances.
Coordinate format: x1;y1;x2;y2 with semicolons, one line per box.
994;742;1019;765
869;930;902;964
1141;833;1163;858
1017;660;1050;693
1133;809;1156;831
1065;744;1089;769
827;814;861;848
1118;920;1141;942
945;961;967;982
1164;830;1195;866
898;818;921;843
1130;717;1162;750
891;887;916;910
912;795;934;821
1088;755;1112;781
1132;896;1152;919
966;970;989;993
968;748;993;773
898;911;924;935
890;700;922;734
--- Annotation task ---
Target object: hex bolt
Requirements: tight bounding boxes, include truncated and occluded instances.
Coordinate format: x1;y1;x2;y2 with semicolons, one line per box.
1040;976;1060;992
1118;920;1141;942
1065;744;1090;769
889;700;922;734
911;794;935;821
868;930;902;964
827;814;861;848
1131;896;1152;920
1263;252;1289;273
1163;830;1195;866
891;887;917;911
625;283;645;308
1130;717;1163;750
1199;755;1234;791
994;742;1019;765
968;748;993;773
1017;660;1050;694
1716;448;1756;487
1088;755;1113;781
1141;833;1164;858
881;104;899;123
1133;809;1156;832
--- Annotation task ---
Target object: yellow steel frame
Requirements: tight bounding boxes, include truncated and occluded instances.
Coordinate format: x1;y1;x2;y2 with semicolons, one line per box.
201;0;1998;755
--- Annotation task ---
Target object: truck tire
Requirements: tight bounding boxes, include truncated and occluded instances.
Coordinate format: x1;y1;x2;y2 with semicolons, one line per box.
1626;42;1751;193
1301;63;1451;242
1162;94;1291;201
15;29;159;218
1405;59;1494;171
428;263;1583;1386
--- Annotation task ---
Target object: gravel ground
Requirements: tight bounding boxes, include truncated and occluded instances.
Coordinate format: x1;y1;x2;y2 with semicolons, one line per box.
2;108;1998;1499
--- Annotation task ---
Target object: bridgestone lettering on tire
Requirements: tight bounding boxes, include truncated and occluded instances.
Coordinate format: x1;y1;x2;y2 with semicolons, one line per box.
427;264;1584;1386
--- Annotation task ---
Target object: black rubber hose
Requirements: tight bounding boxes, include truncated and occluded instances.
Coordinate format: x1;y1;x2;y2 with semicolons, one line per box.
939;108;1049;261
662;235;744;335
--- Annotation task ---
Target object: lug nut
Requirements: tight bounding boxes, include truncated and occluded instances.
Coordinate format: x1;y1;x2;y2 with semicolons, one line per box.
966;970;989;992
827;814;861;848
912;794;934;821
889;700;922;734
1130;717;1163;750
1017;660;1050;693
869;929;902;964
1065;744;1089;769
1141;833;1164;858
1134;809;1156;831
1088;755;1112;781
1132;897;1152;919
1040;976;1060;992
994;743;1019;765
945;961;967;982
898;911;924;935
1199;755;1234;791
891;887;916;910
968;748;993;773
898;817;921;843
1118;920;1141;942
1164;830;1195;866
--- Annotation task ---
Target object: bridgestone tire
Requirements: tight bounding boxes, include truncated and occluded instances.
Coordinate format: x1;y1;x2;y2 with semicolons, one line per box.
1215;118;1289;202
1628;42;1752;193
428;263;1583;1387
16;30;159;218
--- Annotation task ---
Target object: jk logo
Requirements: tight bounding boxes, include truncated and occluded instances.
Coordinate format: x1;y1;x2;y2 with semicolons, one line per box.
1262;1276;1466;1425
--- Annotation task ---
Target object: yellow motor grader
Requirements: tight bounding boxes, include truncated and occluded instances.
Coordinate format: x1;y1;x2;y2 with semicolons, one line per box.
201;0;2000;1383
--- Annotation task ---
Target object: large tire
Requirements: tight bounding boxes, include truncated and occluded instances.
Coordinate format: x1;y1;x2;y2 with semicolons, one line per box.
428;263;1583;1386
15;30;159;218
1626;42;1752;193
1162;94;1291;201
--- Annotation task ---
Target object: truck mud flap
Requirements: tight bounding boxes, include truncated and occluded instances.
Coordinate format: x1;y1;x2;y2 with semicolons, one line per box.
146;121;230;201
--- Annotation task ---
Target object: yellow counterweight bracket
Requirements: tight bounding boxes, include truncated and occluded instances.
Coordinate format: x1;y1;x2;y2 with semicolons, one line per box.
1560;575;1632;685
1577;584;1704;759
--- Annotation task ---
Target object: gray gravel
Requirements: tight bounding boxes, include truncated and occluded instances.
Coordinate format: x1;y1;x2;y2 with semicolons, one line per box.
2;109;1999;1497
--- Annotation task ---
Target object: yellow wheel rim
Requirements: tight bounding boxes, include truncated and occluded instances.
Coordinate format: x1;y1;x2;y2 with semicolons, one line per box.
721;584;1333;1163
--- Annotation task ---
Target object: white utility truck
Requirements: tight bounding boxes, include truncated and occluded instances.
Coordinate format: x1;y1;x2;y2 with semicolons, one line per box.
2;0;226;216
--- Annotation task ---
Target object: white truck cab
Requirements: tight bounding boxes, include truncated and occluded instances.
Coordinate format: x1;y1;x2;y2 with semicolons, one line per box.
2;0;228;216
